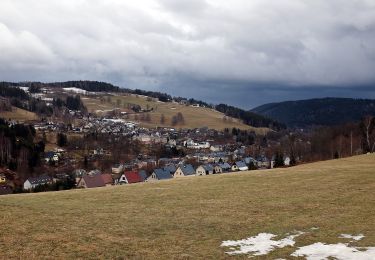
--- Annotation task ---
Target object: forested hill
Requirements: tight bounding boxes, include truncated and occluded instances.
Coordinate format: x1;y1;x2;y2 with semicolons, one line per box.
2;81;284;130
251;97;375;127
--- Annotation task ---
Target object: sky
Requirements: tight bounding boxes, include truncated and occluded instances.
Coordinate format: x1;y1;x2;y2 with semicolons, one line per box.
1;0;375;109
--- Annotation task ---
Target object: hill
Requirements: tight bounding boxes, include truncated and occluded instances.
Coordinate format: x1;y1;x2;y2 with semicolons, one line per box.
252;97;375;127
1;81;283;131
82;94;270;133
1;154;374;259
0;106;38;122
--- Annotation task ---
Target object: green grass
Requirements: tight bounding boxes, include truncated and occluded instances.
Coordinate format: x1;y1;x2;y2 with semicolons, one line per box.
1;154;375;259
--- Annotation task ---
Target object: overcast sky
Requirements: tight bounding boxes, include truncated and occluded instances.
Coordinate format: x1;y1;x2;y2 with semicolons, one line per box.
1;0;375;108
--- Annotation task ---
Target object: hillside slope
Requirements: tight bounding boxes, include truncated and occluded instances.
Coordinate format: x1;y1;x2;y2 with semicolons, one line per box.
83;94;270;133
1;154;374;259
252;97;375;127
0;106;39;122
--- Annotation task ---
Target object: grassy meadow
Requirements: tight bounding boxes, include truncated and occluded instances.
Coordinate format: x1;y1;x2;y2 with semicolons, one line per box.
0;107;38;122
1;154;375;259
82;94;268;133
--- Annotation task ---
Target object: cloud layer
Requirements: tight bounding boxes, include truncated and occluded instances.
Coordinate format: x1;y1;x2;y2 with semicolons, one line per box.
1;0;375;107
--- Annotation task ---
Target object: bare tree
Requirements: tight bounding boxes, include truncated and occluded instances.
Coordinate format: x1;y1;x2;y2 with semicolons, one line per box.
360;115;375;153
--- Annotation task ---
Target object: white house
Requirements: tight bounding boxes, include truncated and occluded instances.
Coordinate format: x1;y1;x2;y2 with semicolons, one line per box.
23;175;54;190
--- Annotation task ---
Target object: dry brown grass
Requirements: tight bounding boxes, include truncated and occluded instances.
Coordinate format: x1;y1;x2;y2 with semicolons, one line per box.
1;154;374;259
0;106;38;122
82;94;269;133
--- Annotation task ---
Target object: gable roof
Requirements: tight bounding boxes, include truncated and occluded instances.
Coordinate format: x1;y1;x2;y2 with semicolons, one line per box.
0;185;12;195
153;168;172;180
163;164;177;174
235;161;247;168
179;164;195;175
219;162;231;170
82;175;106;188
26;175;53;185
101;174;113;185
124;171;142;184
202;164;214;172
138;170;148;181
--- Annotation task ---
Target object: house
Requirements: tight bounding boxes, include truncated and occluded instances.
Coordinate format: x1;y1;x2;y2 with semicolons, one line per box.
23;175;54;190
118;171;143;184
147;168;172;181
111;164;124;174
210;145;223;152
0;174;6;184
196;164;214;176
88;169;101;176
213;165;222;174
138;170;148;182
256;156;270;169
284;156;291;166
0;185;12;195
234;161;249;171
101;174;113;186
174;164;195;177
163;164;177;175
244;157;256;165
76;174;106;189
218;162;232;173
44;151;59;163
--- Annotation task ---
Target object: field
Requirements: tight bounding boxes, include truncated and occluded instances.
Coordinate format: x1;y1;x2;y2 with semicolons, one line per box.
1;154;375;259
82;94;269;133
0;107;38;122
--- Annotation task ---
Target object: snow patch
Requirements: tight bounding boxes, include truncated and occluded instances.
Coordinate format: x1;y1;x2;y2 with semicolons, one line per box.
63;87;87;94
221;231;304;256
291;242;375;260
340;234;365;241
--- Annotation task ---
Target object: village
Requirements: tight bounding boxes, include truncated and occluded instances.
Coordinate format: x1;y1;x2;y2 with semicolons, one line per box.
0;83;305;195
20;135;291;191
0;115;292;194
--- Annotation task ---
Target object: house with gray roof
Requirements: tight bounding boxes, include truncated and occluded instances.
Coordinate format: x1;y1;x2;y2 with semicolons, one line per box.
218;162;232;172
196;164;214;176
174;164;195;177
147;168;172;181
138;170;148;182
163;164;177;174
23;175;54;190
232;161;249;171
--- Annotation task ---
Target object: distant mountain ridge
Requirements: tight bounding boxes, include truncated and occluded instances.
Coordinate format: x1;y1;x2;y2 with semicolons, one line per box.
251;97;375;127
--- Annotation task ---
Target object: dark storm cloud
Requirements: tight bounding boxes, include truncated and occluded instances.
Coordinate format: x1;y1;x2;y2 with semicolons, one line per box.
0;0;375;106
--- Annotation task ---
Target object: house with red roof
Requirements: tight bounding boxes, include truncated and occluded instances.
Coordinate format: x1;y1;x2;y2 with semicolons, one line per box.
118;171;143;184
77;174;113;188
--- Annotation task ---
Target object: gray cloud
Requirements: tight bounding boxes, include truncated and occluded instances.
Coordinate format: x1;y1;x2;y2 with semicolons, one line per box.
0;0;375;107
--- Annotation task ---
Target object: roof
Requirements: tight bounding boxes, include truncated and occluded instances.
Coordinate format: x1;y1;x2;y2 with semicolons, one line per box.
0;185;12;195
219;163;231;170
153;168;172;180
138;170;148;181
235;161;247;168
82;175;106;188
202;164;214;172
179;164;195;175
44;151;56;158
244;157;256;164
101;174;113;185
163;164;177;174
26;175;53;185
124;171;142;184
